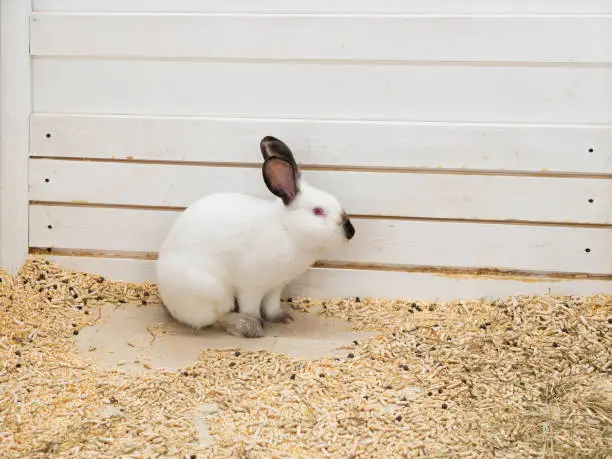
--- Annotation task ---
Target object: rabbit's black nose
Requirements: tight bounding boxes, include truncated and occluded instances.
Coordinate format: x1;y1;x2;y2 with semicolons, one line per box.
343;218;355;240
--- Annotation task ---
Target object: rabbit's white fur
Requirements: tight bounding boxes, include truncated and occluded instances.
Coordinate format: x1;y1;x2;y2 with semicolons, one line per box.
155;136;354;338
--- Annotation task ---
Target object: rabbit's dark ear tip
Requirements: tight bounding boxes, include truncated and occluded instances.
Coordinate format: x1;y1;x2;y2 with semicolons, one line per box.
261;135;279;144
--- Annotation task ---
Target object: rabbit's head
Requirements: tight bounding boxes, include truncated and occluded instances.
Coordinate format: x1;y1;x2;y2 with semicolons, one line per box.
260;136;355;253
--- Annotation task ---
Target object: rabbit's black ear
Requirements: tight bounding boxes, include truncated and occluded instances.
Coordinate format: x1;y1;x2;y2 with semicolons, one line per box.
260;136;299;173
262;157;299;206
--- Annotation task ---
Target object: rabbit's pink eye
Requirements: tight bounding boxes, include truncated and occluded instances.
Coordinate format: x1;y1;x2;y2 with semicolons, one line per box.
313;207;326;217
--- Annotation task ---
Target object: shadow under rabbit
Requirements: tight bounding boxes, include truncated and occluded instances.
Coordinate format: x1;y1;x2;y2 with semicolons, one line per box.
76;302;379;374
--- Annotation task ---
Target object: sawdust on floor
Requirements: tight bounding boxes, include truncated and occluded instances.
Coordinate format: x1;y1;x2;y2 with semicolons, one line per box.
0;256;610;457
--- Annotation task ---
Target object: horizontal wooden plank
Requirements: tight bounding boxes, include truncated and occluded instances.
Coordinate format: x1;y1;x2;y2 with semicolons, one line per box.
32;0;612;14
30;205;612;274
30;115;612;174
29;159;612;224
45;255;612;299
30;14;612;64
32;59;612;124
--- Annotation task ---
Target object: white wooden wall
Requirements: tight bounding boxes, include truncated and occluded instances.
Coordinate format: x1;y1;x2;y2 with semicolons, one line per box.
1;0;612;299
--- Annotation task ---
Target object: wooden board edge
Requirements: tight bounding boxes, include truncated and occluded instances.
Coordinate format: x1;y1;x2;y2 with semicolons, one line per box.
30;0;612;14
0;1;32;274
45;255;612;300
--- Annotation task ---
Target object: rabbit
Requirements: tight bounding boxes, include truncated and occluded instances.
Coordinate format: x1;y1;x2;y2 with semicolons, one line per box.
155;136;355;338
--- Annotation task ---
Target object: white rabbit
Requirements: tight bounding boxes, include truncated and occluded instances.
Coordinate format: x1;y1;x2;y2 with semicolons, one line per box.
155;136;355;338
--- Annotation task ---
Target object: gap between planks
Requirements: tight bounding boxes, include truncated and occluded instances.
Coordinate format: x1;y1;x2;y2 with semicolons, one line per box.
28;201;612;229
30;112;612;126
28;156;612;179
30;248;612;282
27;54;612;68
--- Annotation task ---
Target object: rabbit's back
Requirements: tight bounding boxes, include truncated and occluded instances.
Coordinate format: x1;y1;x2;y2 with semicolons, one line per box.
157;192;309;291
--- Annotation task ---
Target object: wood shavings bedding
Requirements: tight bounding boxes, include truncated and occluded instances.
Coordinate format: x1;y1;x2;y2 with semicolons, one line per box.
0;256;610;457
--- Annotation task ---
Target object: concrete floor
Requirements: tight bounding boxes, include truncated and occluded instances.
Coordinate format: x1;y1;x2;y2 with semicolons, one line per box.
77;303;379;374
